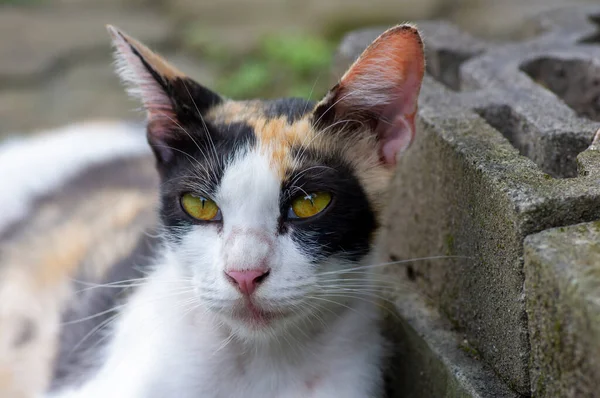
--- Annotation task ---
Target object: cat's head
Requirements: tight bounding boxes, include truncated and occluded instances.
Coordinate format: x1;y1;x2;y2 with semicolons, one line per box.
108;25;424;338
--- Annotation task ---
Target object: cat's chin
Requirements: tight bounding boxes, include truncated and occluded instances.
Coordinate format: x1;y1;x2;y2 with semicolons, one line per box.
226;306;291;330
215;302;302;339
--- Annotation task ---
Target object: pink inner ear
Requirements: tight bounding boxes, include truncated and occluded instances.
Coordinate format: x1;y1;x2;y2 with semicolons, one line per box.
374;83;419;166
147;119;176;162
376;111;416;166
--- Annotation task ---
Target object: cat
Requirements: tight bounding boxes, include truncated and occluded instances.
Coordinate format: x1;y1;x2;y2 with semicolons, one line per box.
5;22;424;398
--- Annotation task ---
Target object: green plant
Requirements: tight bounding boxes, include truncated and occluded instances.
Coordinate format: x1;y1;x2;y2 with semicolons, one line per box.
217;33;333;100
261;35;332;76
218;61;271;99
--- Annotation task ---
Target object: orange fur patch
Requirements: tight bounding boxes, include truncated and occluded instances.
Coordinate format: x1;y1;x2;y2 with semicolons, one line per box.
253;117;313;177
30;191;152;287
208;101;316;177
207;100;264;125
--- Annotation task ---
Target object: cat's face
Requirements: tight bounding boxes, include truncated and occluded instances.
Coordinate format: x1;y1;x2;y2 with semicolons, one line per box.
108;25;424;337
158;99;384;337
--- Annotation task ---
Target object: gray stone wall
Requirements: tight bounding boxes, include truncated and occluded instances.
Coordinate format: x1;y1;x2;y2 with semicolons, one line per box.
338;6;600;397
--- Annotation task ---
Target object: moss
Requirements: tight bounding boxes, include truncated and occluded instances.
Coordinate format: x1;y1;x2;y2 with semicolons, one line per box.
458;339;481;360
591;221;600;233
535;371;547;396
439;298;462;331
553;319;562;335
445;233;455;256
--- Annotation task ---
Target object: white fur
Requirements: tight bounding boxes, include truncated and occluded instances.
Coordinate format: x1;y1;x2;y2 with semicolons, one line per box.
0;121;150;234
48;148;385;398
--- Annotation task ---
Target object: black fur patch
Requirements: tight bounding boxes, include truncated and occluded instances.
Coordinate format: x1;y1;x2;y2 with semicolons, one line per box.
167;77;223;120
281;147;377;263
311;84;379;133
157;120;256;239
263;98;315;123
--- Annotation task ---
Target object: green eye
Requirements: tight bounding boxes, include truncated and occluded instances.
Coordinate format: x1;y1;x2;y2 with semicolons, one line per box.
289;192;332;219
181;193;221;221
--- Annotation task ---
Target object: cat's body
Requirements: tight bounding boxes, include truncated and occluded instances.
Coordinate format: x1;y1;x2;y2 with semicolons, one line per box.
0;24;424;398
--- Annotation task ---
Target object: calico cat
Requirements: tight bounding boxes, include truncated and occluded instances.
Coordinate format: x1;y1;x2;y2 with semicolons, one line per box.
2;23;424;398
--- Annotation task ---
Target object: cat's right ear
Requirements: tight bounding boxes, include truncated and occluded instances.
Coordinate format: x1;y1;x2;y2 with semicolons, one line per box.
107;25;222;163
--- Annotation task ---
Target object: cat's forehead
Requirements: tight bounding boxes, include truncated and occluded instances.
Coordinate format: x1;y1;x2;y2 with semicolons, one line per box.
199;97;390;210
206;98;314;125
205;98;317;176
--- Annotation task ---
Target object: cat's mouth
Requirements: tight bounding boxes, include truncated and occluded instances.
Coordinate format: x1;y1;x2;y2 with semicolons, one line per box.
229;300;290;326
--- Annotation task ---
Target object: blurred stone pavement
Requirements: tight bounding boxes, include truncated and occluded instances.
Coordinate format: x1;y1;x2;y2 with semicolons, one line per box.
0;0;596;137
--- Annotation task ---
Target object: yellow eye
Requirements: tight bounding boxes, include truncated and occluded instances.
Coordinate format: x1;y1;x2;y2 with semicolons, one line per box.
290;192;332;219
181;193;221;221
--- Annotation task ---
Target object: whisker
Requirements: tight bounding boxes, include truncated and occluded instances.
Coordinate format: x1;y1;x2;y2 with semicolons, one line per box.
155;110;219;183
182;81;221;175
69;312;121;355
318;293;400;320
212;332;236;355
63;287;197;326
71;276;193;294
304;74;321;109
318;255;470;276
295;111;363;165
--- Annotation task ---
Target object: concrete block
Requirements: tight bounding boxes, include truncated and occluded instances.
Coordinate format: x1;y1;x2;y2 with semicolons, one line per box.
337;6;600;395
525;222;600;398
383;289;519;398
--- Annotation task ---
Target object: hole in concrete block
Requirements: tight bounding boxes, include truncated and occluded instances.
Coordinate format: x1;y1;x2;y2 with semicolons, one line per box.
579;14;600;44
425;49;474;91
475;105;538;163
476;105;583;178
521;57;600;122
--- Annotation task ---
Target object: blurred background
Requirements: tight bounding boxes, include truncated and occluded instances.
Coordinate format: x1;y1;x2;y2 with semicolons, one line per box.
0;0;596;137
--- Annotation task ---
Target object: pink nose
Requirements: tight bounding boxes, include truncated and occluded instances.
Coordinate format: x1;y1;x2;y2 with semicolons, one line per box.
225;269;270;295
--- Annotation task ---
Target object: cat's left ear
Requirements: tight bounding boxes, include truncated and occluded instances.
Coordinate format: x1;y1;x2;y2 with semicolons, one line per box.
314;25;425;167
